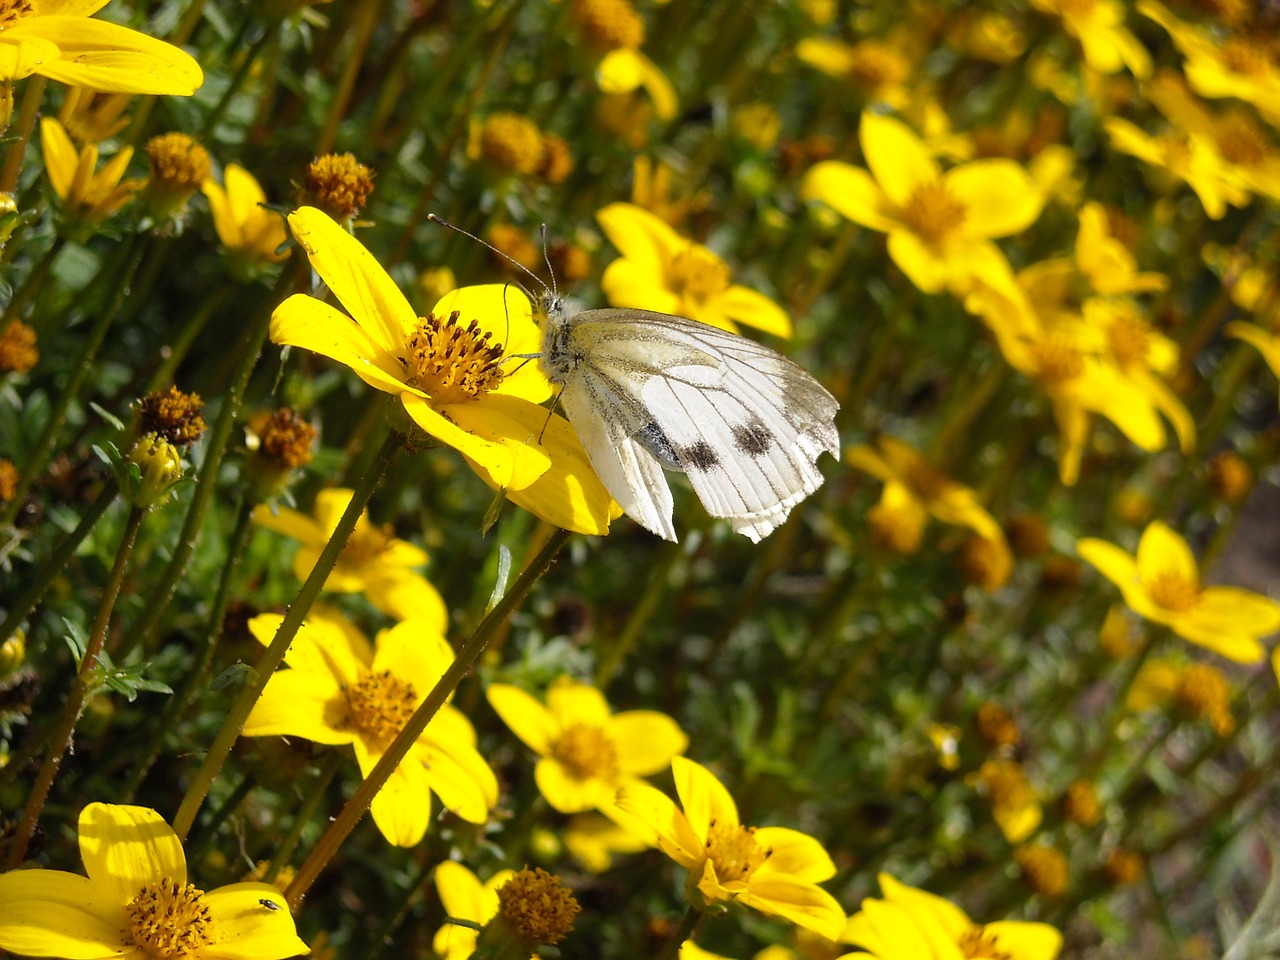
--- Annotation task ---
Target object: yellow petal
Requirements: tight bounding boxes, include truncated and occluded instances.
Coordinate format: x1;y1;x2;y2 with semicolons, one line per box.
420;742;499;823
886;230;950;294
486;683;559;755
270;293;414;397
242;670;352;743
598;49;677;120
983;921;1064;960
1077;537;1140;593
0;35;61;81
434;284;552;403
597;201;683;275
751;827;836;883
672;756;738;838
78;803;183;904
40;117;80;201
877;872;971;940
535;757;610;813
201;883;309;959
860;112;940;209
614;779;702;868
358;740;432;847
1135;521;1198;587
609;711;688;776
944;159;1043;238
0;869;127;958
1228;322;1280;379
546;676;612;726
601;257;683;315
434;861;491;924
15;17;202;95
800;160;899;233
714;284;792;338
363;568;448;630
741;876;847;941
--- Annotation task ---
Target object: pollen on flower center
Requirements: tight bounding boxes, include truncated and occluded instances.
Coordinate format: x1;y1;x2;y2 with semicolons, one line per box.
344;669;418;742
404;310;506;405
958;924;1013;960
848;41;908;89
902;182;967;243
904;459;951;500
552;722;619;780
1221;38;1270;77
124;878;217;959
1030;336;1084;383
669;246;731;308
0;0;32;29
572;0;645;51
1148;572;1199;612
1215;113;1270;168
1106;313;1153;369
705;818;769;884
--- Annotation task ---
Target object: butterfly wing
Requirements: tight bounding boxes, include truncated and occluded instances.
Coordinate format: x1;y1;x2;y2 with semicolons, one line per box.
565;308;840;542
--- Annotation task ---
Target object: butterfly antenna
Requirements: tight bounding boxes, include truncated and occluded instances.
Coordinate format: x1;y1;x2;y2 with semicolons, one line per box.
427;213;550;298
539;223;558;298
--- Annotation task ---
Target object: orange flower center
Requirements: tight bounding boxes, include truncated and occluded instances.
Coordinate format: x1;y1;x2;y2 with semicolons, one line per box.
345;669;418;742
1215;112;1270;168
903;458;952;500
1029;335;1084;383
668;245;731;311
867;497;925;554
902;182;967;243
572;0;644;51
705;819;769;885
124;878;217;959
958;925;1013;960
1221;37;1270;77
848;40;909;90
405;310;505;405
1147;572;1199;612
0;1;33;29
552;722;618;780
1176;663;1233;734
1106;311;1153;369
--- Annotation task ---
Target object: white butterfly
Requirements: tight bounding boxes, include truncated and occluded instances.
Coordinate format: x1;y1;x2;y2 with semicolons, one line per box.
537;293;840;542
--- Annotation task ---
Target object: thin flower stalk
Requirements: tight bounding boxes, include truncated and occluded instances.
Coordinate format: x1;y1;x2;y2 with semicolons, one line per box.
654;907;702;960
316;0;383;154
0;235;66;337
284;525;572;909
0;76;45;194
4;504;147;869
264;750;346;884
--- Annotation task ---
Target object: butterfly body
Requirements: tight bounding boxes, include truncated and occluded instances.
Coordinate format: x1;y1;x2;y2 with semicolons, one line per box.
537;293;840;542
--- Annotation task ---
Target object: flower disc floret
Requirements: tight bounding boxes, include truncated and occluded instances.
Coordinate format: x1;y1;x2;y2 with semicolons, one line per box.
125;878;215;958
552;722;620;781
406;311;505;403
345;669;418;742
705;820;768;884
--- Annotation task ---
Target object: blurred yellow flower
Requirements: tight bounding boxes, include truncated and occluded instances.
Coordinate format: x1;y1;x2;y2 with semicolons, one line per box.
242;612;499;847
57;87;131;144
1077;520;1280;662
837;872;1061;960
563;811;651;872
486;675;687;813
1140;1;1280;124
847;435;1004;543
432;861;516;960
972;757;1042;844
1127;657;1235;735
270;207;616;535
802;113;1043;296
202;163;289;278
795;37;913;107
596;201;791;336
0;803;307;960
617;757;846;939
1227;321;1280;403
40;116;140;229
1031;0;1151;77
631;155;708;226
1074;202;1168;296
251;487;447;626
572;0;676;121
0;0;202;94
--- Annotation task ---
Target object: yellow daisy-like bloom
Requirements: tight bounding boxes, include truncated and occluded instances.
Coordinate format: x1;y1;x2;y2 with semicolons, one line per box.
802;112;1043;296
201;163;289;279
571;0;676;121
1074;202;1168;297
836;873;1061;960
1127;657;1235;735
1227;321;1280;404
616;756;846;940
486;675;688;813
971;757;1043;844
563;811;651;872
251;487;446;626
57;86;131;144
242;612;499;848
847;435;1004;544
1077;520;1280;663
40;116;140;229
0;0;202;94
270;206;616;535
0;803;308;959
595;202;791;336
795;36;913;107
1139;1;1280;125
431;861;516;960
1030;0;1151;77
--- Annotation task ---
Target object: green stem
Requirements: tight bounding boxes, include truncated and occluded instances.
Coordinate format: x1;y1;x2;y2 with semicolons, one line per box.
1;235;146;528
284;525;572;909
3;504;146;868
201;26;274;138
1;235;66;336
186;774;257;868
595;539;683;688
171;425;405;841
119;256;305;658
143;285;232;395
118;493;257;802
0;477;118;647
264;750;345;883
654;907;702;960
0;77;45;195
315;0;383;155
1085;630;1160;779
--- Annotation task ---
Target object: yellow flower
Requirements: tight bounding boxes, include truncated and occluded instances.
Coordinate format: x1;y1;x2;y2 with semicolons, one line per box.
1074;202;1168;296
1077;520;1280;662
1140;1;1280;125
242;611;499;847
201;164;289;278
846;435;1004;543
0;0;201;94
251;487;446;626
616;756;846;939
486;675;687;813
802;113;1043;296
971;758;1043;844
563;811;651;872
1127;657;1235;735
1030;0;1151;77
795;36;913;107
596;201;791;336
630;155;708;226
432;861;516;960
837;873;1061;960
270;206;616;535
0;803;307;959
57;87;132;144
40;116;140;229
572;0;676;121
1227;321;1280;404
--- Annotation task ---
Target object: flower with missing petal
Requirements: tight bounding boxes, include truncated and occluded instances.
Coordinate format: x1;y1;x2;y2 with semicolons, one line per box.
836;873;1061;960
0;0;202;94
596;202;791;336
487;675;687;814
40;116;140;231
241;611;499;847
1077;520;1280;663
202;164;289;279
616;756;846;939
0;803;307;959
802;113;1043;296
270;206;616;535
432;861;518;960
251;487;446;627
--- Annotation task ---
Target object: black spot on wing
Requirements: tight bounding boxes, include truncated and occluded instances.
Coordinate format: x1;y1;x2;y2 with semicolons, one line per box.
732;419;774;458
675;440;720;471
632;422;683;470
